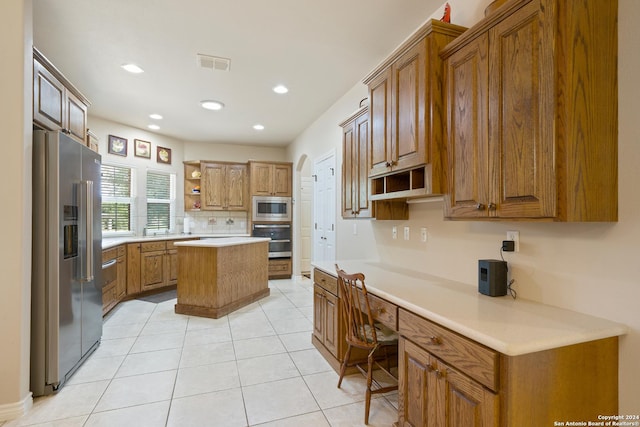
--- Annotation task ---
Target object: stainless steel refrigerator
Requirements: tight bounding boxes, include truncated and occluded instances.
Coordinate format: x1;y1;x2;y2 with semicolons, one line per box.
31;130;103;396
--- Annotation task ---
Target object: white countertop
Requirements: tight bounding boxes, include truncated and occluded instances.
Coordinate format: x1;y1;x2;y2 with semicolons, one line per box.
174;236;270;248
102;233;250;249
312;260;627;356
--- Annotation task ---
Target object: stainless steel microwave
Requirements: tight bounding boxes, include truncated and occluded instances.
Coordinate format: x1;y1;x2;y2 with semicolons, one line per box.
252;196;291;222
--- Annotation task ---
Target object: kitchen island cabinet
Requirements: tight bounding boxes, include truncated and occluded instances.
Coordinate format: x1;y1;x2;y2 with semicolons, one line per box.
174;237;270;318
312;261;626;426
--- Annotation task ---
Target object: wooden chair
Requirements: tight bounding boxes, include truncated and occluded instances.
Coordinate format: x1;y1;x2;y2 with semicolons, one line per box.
335;264;398;425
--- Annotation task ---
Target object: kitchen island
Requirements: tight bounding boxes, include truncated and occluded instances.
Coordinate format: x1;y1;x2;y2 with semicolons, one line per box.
174;237;270;318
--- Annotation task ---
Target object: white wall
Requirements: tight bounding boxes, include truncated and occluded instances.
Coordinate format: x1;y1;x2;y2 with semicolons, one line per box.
185;141;286;163
288;0;640;413
0;0;33;418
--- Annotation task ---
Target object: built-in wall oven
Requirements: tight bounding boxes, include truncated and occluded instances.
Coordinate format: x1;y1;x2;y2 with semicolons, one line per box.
252;196;291;222
252;224;292;258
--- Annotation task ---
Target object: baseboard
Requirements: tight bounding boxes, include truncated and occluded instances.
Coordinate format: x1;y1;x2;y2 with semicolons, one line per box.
0;392;33;422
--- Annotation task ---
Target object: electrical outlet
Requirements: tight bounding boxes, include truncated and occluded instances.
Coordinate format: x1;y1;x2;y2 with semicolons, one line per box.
421;227;428;242
506;230;520;252
392;226;397;240
404;226;410;240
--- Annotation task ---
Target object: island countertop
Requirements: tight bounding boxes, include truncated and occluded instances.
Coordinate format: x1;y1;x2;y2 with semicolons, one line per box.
174;236;270;248
312;260;627;356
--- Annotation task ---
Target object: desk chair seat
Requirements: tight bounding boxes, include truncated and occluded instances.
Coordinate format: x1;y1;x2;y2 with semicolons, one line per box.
335;265;399;425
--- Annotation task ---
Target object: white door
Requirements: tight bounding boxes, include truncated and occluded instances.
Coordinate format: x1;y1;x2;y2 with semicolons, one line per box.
300;176;313;274
313;153;336;263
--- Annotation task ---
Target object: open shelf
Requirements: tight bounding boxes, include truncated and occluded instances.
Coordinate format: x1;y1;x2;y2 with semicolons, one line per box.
370;165;435;201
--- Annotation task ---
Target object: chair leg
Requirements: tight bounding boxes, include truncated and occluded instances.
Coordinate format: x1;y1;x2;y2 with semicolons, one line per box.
364;348;376;425
337;345;352;388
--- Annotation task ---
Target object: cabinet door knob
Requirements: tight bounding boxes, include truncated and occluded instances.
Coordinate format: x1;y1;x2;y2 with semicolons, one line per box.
429;336;442;345
475;203;485;210
385;162;391;167
488;202;496;210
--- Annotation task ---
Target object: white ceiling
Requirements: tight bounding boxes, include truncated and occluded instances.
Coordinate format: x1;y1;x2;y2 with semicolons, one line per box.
33;0;445;147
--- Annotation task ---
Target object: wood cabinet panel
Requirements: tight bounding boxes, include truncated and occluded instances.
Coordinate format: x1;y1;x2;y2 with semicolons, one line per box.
66;90;88;143
368;70;392;177
249;161;292;197
141;250;166;290
127;243;141;295
398;336;498;427
442;0;618;221
116;255;126;299
273;164;292;197
444;33;490;218
33;59;65;131
399;309;498;391
33;48;89;145
201;162;247;211
341;107;373;218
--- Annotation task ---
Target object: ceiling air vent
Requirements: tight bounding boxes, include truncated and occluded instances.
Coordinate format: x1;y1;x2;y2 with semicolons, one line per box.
197;54;231;72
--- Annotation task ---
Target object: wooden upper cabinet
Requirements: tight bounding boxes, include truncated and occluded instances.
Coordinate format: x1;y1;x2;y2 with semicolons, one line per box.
249;161;292;197
33;48;89;145
443;33;490;219
368;69;392;177
442;0;618;221
200;162;248;211
340;106;373;218
363;20;466;193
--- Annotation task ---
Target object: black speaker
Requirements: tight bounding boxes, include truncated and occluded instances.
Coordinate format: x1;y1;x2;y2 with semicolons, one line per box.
478;259;507;296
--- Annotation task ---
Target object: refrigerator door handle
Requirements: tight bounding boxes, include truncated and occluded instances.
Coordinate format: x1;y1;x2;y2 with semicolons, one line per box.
81;180;94;282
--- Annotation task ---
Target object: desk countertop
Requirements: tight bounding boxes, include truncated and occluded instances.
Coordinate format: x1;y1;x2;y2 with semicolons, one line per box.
312;260;627;356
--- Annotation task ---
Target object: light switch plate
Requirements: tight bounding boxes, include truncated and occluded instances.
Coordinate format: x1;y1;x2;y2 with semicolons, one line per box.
421;227;428;242
404;226;410;240
392;226;397;239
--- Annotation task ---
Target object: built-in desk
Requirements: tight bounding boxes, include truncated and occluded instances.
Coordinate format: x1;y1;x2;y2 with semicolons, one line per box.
174;237;270;318
312;261;627;427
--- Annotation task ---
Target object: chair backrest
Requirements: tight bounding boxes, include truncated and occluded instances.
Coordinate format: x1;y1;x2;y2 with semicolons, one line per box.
335;264;378;349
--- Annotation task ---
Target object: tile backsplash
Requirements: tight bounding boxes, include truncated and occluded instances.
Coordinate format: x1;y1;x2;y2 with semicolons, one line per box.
180;211;248;235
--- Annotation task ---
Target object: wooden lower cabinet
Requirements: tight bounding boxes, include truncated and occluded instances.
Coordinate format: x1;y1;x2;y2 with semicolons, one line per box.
141;249;167;291
313;284;339;358
398;337;497;427
116;246;126;299
268;258;292;279
398;308;618;427
101;245;127;315
312;269;342;367
128;239;196;295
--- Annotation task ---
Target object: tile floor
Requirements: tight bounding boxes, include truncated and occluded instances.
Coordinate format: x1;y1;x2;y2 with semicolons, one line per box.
6;277;398;427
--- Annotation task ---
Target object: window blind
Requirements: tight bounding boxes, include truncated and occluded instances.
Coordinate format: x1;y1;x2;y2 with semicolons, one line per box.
146;171;172;230
101;164;132;231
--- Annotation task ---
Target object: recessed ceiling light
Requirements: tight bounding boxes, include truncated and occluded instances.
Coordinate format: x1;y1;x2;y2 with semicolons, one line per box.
273;85;288;94
121;63;144;74
148;124;160;130
253;124;265;131
149;114;163;120
201;100;225;111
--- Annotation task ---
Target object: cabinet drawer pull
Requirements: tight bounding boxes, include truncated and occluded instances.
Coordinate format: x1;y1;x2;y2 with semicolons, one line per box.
429;336;442;345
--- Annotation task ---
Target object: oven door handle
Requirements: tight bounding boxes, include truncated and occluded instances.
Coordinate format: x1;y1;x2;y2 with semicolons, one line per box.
253;224;290;229
270;239;291;243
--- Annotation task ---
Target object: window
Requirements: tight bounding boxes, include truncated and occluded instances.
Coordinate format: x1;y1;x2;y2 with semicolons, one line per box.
101;164;133;232
146;171;175;231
